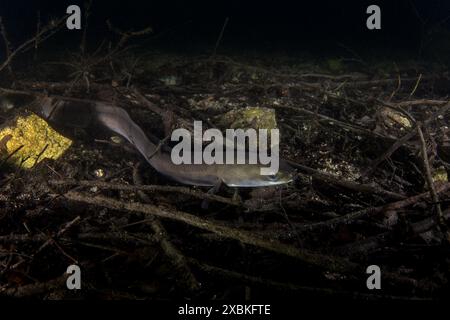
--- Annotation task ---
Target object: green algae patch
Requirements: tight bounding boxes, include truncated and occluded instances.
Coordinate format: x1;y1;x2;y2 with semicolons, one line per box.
217;107;278;130
0;114;72;169
432;166;448;183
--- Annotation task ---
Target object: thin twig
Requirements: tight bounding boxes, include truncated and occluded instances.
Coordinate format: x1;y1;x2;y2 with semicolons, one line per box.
132;162;200;291
390;99;448;108
212;17;229;58
409;73;422;97
11;216;81;270
287;160;406;200
0;15;67;73
0;274;68;298
417;125;445;227
49;179;241;207
80;0;92;56
363;100;450;176
33;144;49;167
0;16;14;76
296;182;450;232
278;104;390;140
33;11;41;60
188;258;430;301
63;191;359;274
0;145;24;168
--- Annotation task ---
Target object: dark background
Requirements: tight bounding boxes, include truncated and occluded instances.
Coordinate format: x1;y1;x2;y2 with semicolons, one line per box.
0;0;450;53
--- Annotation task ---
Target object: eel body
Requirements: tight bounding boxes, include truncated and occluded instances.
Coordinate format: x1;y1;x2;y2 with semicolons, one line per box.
37;97;294;187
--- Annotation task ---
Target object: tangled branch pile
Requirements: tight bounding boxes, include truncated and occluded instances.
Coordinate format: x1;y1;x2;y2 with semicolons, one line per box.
0;16;449;299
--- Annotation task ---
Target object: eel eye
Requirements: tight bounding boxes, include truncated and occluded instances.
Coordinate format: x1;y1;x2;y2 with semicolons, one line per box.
268;174;277;181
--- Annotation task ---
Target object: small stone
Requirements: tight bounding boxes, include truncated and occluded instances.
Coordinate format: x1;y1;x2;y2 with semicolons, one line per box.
432;166;448;183
380;107;412;128
94;168;105;178
217;107;278;130
110;136;122;144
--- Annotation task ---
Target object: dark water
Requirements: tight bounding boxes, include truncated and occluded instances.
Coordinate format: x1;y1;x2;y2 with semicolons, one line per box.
1;0;450;57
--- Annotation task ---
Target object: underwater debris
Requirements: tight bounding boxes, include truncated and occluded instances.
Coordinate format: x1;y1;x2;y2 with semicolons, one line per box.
380;107;413;129
217;106;278;130
432;166;448;183
0;113;72;168
93;168;105;178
